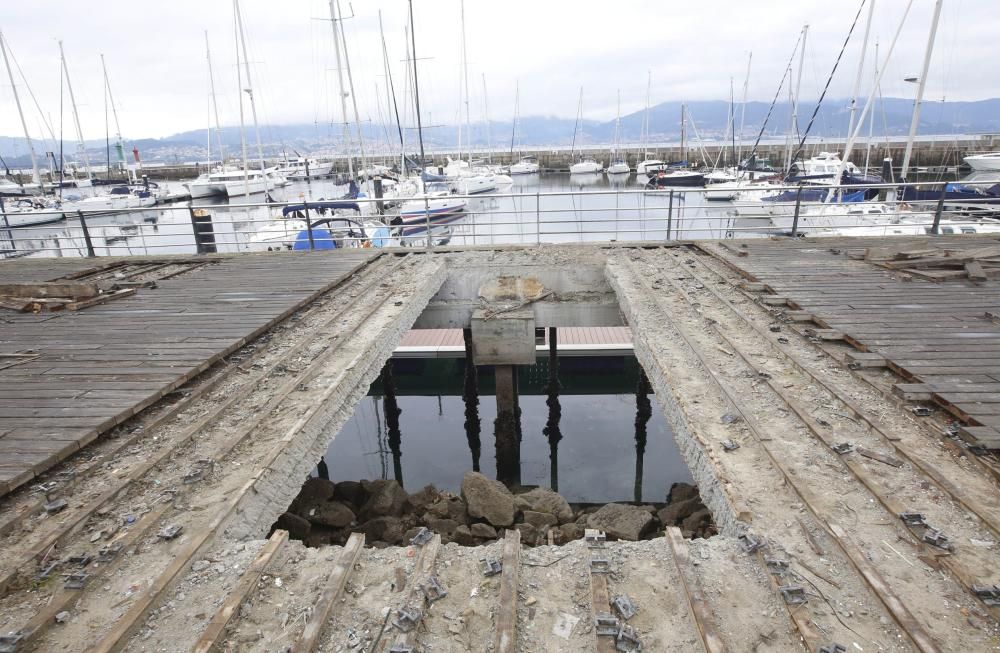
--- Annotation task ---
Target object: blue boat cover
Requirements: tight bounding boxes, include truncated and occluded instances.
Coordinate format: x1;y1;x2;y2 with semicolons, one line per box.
281;201;361;217
292;228;337;250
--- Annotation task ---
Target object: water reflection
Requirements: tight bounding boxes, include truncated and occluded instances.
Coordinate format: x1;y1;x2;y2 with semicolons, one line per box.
321;355;692;503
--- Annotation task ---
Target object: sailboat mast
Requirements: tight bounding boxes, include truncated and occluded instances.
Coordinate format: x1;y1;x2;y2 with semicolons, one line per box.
864;39;879;174
101;54;129;180
482;74;492;165
570;87;582;159
509;81;519;162
58;41;92;182
233;3;250;199
234;0;267;181
737;52;752;165
205;31;226;166
407;0;427;169
334;0;370;186
459;0;471;166
680;103;686;164
0;30;41;186
786;24;808;171
900;0;943;180
328;0;353;179
846;0;876;147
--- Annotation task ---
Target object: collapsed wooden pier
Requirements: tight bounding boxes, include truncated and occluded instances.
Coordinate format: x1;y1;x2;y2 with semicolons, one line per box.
0;237;996;652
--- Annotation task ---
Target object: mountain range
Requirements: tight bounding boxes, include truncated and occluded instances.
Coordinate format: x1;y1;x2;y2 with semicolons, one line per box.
2;97;998;167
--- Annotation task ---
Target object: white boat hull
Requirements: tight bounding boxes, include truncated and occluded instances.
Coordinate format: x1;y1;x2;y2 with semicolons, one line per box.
570;161;602;174
453;175;497;195
509;162;539;175
964;154;1000;171
606;163;630;175
636;160;667;175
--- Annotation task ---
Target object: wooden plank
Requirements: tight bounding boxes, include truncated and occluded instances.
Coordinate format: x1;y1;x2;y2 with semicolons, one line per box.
589;542;616;653
292;532;365;653
966;261;988;282
64;288;137;311
387;534;443;651
191;529;289;653
665;527;726;653
494;528;521;653
856;446;904;468
0;282;100;299
828;524;942;653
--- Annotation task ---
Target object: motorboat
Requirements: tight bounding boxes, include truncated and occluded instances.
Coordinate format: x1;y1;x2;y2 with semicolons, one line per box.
453;173;498;195
645;170;705;188
769;203;927;234
570;158;602;174
396;181;468;237
509;156;539;175
275;157;334;180
66;184;158;214
250;214;393;250
636;158;668;175
964;152;1000;171
186;167;286;198
815;218;1000;238
0;196;67;227
606;160;630;175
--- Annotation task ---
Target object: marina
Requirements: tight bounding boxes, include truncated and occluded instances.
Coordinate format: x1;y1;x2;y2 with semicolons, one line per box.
1;0;1000;651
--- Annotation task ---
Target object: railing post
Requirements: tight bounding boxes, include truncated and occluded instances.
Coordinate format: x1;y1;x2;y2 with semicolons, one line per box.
188;206;218;254
791;184;804;238
666;190;674;241
535;191;541;245
76;210;96;257
303;201;315;251
932;182;946;235
424;195;432;250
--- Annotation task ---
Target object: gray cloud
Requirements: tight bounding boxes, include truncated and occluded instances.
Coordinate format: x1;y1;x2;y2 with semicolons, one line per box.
0;0;988;141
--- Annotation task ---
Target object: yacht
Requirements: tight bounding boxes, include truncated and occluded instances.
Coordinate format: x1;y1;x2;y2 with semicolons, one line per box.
607;160;630;175
397;181;468;237
769;203;925;234
570;158;602;174
186;167;286;198
964;152;1000;171
816;218;1000;238
66;184;158;214
0;196;67;227
636;159;668;175
645;170;705;188
509;156;539;175
276;157;334;180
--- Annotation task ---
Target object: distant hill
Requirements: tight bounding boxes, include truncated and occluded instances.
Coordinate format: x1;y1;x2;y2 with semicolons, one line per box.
2;97;999;167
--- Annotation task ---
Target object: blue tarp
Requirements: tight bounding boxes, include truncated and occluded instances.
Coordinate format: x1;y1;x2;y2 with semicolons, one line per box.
292;228;337;250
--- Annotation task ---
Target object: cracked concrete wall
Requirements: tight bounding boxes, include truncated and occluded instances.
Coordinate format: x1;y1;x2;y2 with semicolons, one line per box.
605;257;744;539
223;258;448;541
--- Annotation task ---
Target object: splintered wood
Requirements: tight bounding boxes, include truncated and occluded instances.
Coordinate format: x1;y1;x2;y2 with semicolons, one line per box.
865;243;1000;281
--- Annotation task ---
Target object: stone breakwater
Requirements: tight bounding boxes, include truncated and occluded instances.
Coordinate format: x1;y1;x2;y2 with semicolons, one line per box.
272;471;715;548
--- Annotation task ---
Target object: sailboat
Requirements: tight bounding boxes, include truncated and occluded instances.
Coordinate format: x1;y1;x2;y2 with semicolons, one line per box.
568;88;601;174
635;73;667;176
506;82;538;175
0;30;44;196
606;90;629;175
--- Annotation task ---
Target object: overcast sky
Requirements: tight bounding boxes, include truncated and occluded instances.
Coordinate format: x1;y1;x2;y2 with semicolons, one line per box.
0;0;989;141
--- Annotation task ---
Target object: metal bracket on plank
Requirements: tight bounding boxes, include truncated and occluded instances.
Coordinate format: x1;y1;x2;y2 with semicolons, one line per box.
921;528;954;551
409;526;433;546
388;646;413;653
739;533;763;554
819;645;847;653
157;524;183;540
96;543;123;563
831;442;854;455
0;631;24;653
420;576;447;604
899;512;928;528
392;606;422;633
911;406;933;417
595;613;619;637
44;498;68;514
764;556;789;576
589;557;611;574
480;557;502;577
721;439;740;452
614;623;643;652
66;553;92;567
611;594;637;621
972;584;1000;607
584;529;606;547
64;572;90;590
778;584;807;605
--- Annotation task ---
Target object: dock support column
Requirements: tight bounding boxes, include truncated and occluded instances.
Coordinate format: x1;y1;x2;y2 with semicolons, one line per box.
544;327;561;492
462;328;482;472
373;177;384;215
494;365;521;486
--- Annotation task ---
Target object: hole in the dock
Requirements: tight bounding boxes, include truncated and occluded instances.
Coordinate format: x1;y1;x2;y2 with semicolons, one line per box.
272;331;715;548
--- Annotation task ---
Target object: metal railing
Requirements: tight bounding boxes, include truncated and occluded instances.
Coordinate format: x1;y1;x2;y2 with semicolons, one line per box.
1;178;998;260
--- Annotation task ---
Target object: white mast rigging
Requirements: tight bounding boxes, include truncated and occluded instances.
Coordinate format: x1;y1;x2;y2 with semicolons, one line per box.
0;30;40;187
58;40;92;182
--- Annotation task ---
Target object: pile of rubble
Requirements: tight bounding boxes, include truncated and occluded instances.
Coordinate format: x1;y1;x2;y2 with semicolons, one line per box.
273;471;714;548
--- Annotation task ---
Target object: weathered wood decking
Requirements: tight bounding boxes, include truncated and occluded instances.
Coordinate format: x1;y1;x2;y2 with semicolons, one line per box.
0;251;376;495
707;235;1000;446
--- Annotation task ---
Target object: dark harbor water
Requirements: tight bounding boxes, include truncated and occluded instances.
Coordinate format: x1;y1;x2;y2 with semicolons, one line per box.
321;355;691;504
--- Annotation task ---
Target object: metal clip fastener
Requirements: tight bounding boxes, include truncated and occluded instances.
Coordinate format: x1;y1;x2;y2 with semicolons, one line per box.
721;439;740;452
96;543;123;563
64;572;90;590
911;406;932;417
899;512;928;528
615;624;643;652
157;525;183;540
831;442;854;455
392;607;422;633
480;558;502;577
819;645;847;653
764;557;789;576
611;595;636;621
0;631;24;653
584;529;607;547
36;562;59;580
590;557;611;574
409;526;433;547
44;499;68;514
388;646;413;653
420;576;447;604
67;554;92;567
739;534;762;554
922;528;954;551
594;613;619;637
972;584;1000;607
778;584;807;605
